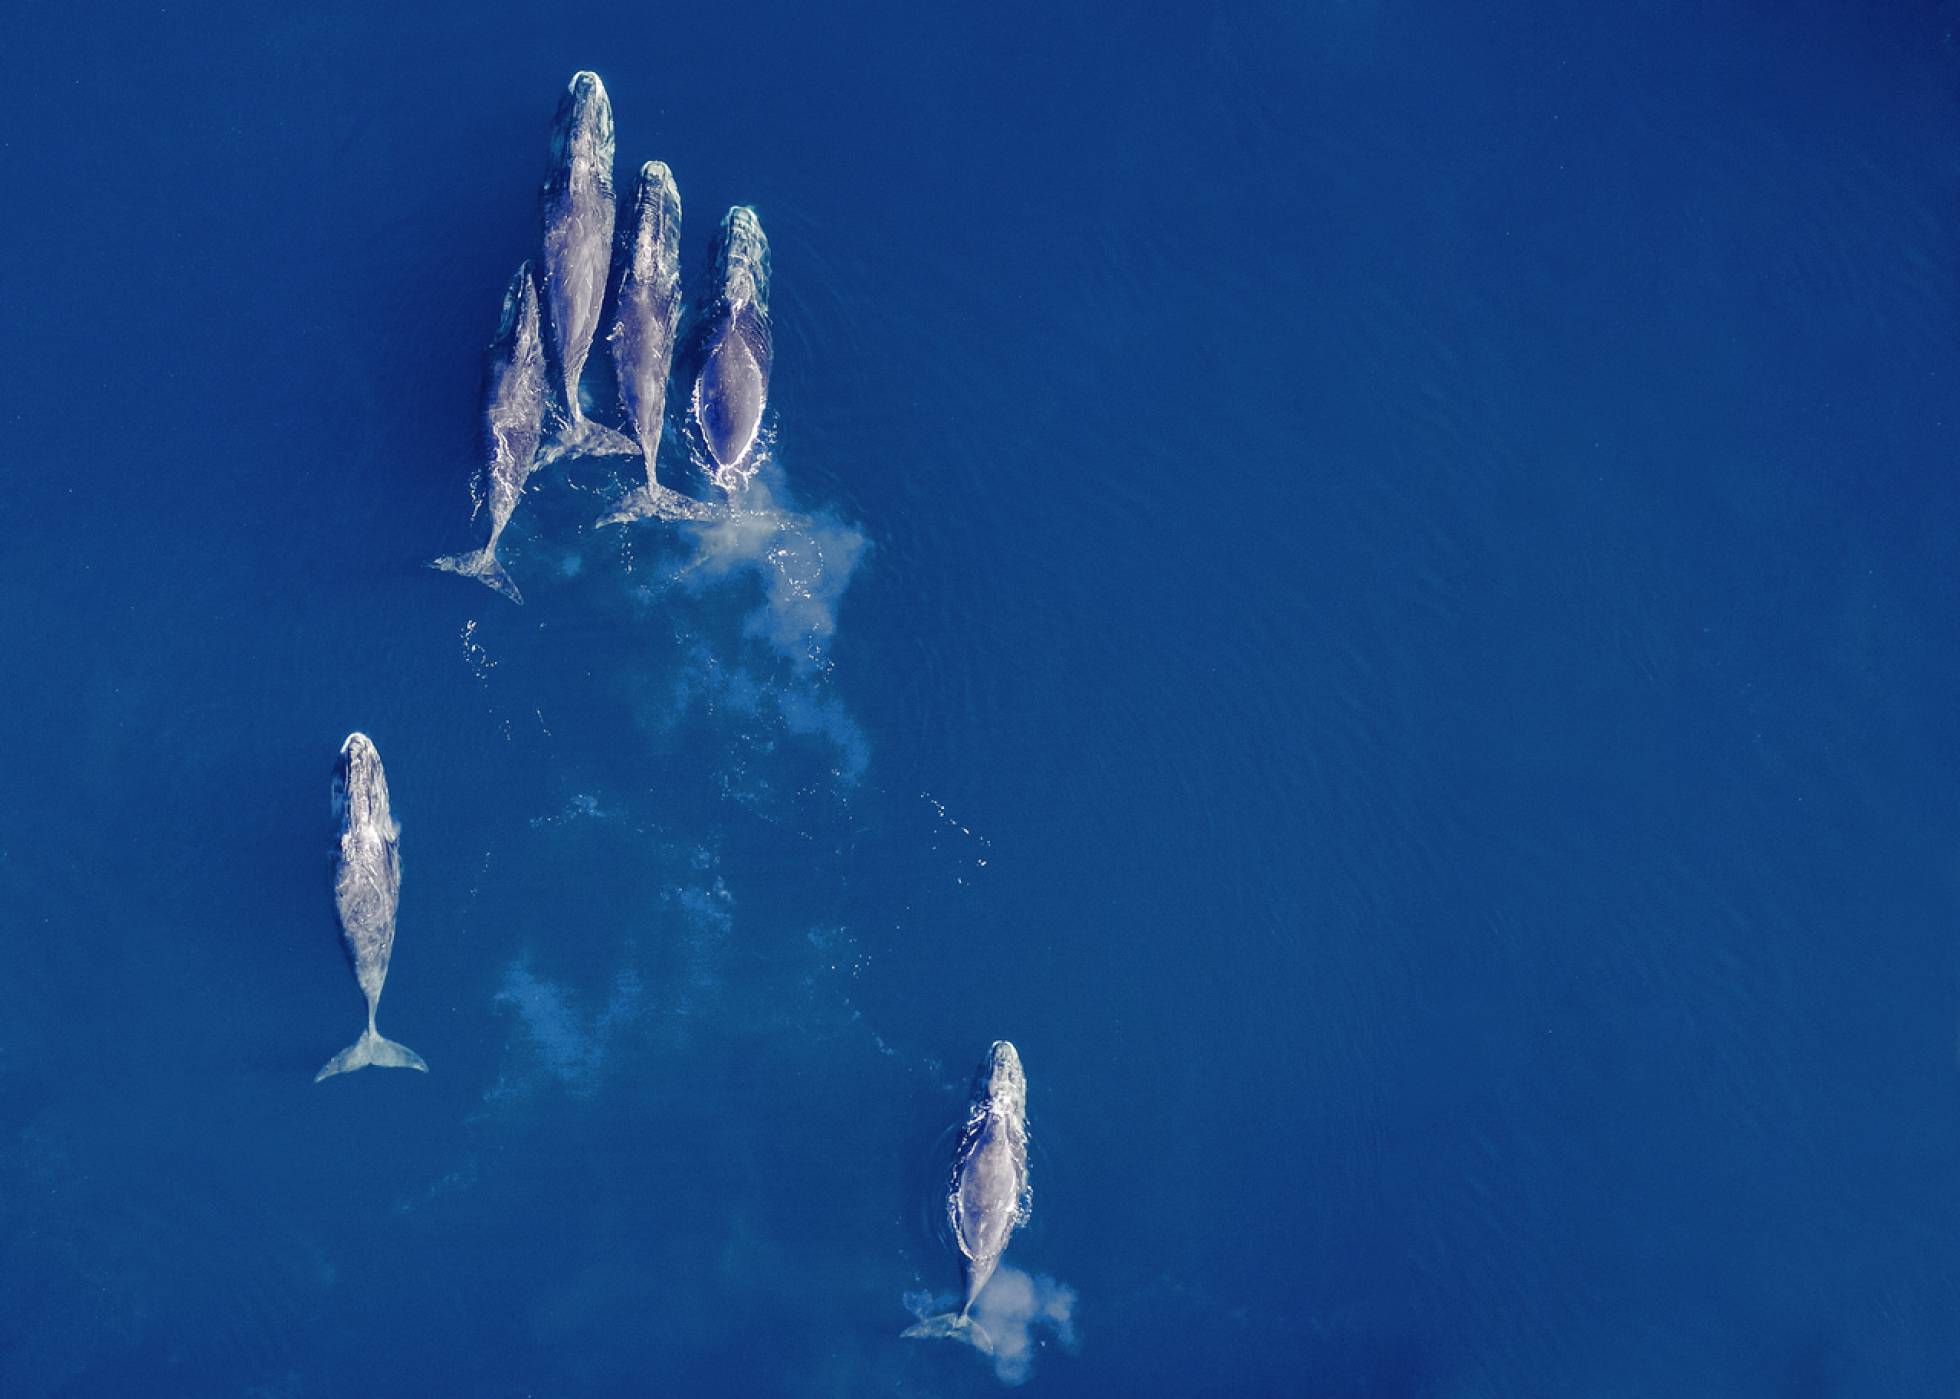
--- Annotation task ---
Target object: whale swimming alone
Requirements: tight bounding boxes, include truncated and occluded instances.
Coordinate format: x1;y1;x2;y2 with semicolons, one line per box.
601;160;710;524
904;1040;1031;1353
691;205;774;488
315;733;428;1082
538;70;635;463
430;262;548;603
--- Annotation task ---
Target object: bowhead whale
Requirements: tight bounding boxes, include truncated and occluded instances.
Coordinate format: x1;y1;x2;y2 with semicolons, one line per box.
601;161;710;524
537;70;635;463
904;1040;1030;1353
691;205;774;488
430;262;547;603
315;733;428;1082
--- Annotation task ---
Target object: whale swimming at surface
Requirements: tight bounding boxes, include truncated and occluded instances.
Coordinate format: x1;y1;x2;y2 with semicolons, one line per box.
537;70;635;464
692;204;774;490
904;1040;1031;1353
430;262;548;603
601;160;709;524
315;733;428;1082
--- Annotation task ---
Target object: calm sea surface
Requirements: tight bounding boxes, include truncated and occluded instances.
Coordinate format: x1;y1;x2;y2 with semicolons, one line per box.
1;2;1957;1394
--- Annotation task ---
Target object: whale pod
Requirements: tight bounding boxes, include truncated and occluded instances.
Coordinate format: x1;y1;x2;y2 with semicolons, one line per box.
315;733;428;1082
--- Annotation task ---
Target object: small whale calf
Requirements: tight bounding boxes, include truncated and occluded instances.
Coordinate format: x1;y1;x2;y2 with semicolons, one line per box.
430;262;548;603
316;733;428;1082
601;161;709;524
692;204;774;489
537;70;636;464
904;1040;1031;1353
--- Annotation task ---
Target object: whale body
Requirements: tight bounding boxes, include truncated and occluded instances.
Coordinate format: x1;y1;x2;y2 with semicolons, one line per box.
601;161;708;524
315;733;428;1082
691;205;774;488
430;262;548;603
537;70;635;462
903;1040;1030;1353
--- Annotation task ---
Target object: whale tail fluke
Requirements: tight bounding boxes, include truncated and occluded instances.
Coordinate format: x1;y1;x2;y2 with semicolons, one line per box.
600;483;719;526
314;1026;429;1082
429;547;523;605
538;415;639;467
902;1312;995;1355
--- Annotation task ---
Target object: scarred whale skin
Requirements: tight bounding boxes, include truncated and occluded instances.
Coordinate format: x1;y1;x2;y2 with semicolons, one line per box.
903;1041;1030;1352
691;204;774;486
537;70;633;459
315;733;428;1082
429;262;547;603
601;161;708;523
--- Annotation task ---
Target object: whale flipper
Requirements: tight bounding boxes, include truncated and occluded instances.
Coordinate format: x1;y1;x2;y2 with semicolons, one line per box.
314;1025;429;1082
902;1313;995;1355
428;548;523;605
600;484;719;526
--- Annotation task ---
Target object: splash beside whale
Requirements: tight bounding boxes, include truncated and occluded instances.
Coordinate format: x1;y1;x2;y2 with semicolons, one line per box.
430;262;547;603
316;733;428;1082
691;204;774;490
904;1040;1031;1353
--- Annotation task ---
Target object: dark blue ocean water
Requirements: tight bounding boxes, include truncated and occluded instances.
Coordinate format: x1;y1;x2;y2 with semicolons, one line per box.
3;2;1959;1394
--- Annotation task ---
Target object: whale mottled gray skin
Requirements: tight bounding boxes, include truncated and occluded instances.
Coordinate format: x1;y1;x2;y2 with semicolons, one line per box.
315;733;428;1082
903;1040;1030;1353
600;161;709;524
537;70;634;462
691;205;774;487
429;262;547;603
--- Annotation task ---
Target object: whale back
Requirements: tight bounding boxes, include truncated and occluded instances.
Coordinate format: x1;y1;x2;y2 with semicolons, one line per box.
948;1041;1030;1290
333;733;401;987
611;161;684;455
539;71;618;416
692;207;774;476
485;263;548;495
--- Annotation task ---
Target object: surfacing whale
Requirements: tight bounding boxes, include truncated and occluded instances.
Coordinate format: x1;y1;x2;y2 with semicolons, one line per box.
601;161;710;524
537;70;635;464
430;262;547;603
691;205;774;490
904;1040;1031;1353
315;733;428;1082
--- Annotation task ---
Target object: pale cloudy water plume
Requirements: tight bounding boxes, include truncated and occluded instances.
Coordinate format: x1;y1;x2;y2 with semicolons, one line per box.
904;1267;1080;1386
678;471;868;674
488;960;643;1098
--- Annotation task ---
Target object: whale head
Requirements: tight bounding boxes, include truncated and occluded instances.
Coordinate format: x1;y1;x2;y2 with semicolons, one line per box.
551;70;615;168
334;732;393;834
981;1040;1027;1118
